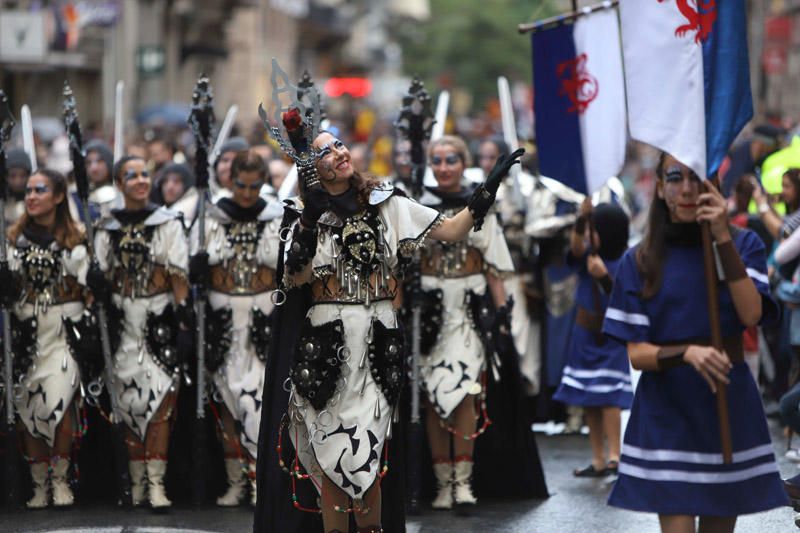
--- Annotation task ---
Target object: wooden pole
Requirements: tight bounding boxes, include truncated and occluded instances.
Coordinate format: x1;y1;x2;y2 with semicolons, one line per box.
700;218;733;464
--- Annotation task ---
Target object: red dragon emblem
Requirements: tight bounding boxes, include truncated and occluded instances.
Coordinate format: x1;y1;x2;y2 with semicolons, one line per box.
658;0;717;43
556;53;598;115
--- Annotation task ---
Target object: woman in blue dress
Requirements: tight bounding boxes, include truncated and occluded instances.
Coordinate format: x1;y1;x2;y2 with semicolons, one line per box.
554;199;632;477
603;153;788;532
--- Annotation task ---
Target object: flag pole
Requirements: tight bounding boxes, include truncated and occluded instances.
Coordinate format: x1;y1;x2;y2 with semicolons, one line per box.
518;0;618;34
701;178;733;464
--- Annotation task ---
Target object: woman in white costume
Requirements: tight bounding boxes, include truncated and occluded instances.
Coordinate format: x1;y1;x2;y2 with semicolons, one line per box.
189;150;283;506
1;168;90;508
272;103;522;531
87;155;192;510
417;136;515;511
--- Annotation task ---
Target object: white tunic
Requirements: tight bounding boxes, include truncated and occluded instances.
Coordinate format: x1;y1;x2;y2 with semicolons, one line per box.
288;190;443;499
9;239;89;447
419;193;514;419
189;200;283;458
95;207;188;440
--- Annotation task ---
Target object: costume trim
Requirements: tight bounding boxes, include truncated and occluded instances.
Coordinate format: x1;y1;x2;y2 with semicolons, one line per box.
618;462;778;485
397;213;444;257
623;443;774;465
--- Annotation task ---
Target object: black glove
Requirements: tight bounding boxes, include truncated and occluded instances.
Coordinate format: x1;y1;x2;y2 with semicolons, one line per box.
86;261;111;305
493;296;517;357
468;148;525;231
189;252;210;288
485;148;525;196
300;185;331;228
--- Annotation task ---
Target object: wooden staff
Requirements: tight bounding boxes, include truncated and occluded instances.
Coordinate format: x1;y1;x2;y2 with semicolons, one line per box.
701;178;732;463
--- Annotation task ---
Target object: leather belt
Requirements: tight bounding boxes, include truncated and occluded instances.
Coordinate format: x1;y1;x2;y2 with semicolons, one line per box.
662;335;745;365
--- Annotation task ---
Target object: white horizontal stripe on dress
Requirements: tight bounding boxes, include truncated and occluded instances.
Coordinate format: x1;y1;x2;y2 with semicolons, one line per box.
618;461;778;484
606;307;650;327
622;443;775;465
746;268;769;285
561;376;633;394
563;365;631;382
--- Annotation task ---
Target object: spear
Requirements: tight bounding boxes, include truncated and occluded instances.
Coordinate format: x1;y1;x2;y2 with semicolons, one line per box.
62;82;132;506
394;77;434;514
188;74;215;506
0;90;21;506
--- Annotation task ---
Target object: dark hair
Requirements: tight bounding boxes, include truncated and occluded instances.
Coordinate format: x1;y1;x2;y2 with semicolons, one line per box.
635;152;670;298
9;168;84;250
481;137;510;158
231;149;267;181
594;203;629;260
784;168;800;213
112;155;147;184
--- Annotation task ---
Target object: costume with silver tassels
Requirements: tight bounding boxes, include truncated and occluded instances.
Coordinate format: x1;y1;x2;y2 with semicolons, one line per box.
93;205;188;439
190;197;284;458
417;186;514;420
8;230;89;448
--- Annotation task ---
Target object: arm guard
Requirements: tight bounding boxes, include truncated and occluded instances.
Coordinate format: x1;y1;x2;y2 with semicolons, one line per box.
467;185;495;231
285;224;318;275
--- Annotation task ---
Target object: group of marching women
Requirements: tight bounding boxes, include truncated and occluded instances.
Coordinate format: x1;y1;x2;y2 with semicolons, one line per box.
1;97;794;533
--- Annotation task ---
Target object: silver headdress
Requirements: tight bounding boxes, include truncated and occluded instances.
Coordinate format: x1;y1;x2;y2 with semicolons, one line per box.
258;59;323;189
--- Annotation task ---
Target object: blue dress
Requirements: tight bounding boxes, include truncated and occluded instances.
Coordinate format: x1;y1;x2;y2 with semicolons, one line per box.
603;229;788;516
553;253;632;408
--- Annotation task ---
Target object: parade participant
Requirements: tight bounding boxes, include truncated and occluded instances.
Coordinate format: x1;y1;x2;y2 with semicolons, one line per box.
83;140;122;223
603;153;787;532
0;168;89;508
554;198;632;477
389;138;413;194
268;158;290;193
87;155;192;510
5;147;30;225
214;137;249;192
752;169;800;240
258;102;522;531
153;162;198;229
189;149;282;506
416;135;520;511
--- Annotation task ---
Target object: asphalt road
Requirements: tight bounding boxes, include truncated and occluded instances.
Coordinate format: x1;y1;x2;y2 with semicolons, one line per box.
1;421;796;533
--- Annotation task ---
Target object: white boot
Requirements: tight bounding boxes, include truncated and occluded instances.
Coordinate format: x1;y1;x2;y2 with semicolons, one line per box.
26;461;49;509
50;456;74;507
248;460;257;508
431;462;454;510
146;459;172;510
216;458;246;507
453;459;477;508
129;460;147;507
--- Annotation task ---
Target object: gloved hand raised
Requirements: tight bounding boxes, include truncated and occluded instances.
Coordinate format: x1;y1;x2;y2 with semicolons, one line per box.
300;185;331;228
484;148;525;196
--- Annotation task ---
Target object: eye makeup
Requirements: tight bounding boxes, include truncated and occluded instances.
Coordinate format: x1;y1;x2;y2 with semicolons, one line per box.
664;166;699;184
25;184;50;195
234;180;263;191
316;139;345;160
430;154;461;166
124;169;149;181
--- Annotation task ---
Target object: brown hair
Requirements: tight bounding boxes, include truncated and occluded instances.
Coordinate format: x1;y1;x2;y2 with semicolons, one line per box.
784;168;800;213
635;152;669;299
9;168;85;250
231;149;267;181
428;135;473;167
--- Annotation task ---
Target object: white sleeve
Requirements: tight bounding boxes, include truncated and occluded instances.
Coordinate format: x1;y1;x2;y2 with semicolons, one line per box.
154;219;189;276
63;244;90;285
94;229;113;273
469;212;515;277
775;228;800;266
380;196;444;259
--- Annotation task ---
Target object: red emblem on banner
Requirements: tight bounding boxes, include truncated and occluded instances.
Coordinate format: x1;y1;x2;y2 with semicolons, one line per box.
557;54;598;115
658;0;717;43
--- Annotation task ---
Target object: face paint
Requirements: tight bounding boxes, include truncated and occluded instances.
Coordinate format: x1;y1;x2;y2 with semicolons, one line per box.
24;184;50;196
234;179;263;191
430;154;461;166
124;169;150;181
316;138;345;160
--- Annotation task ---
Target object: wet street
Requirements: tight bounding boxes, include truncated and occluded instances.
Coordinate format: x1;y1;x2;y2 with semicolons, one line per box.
1;421;796;533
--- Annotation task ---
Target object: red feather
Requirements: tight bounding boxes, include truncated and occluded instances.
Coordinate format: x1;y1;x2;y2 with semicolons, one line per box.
282;107;303;132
